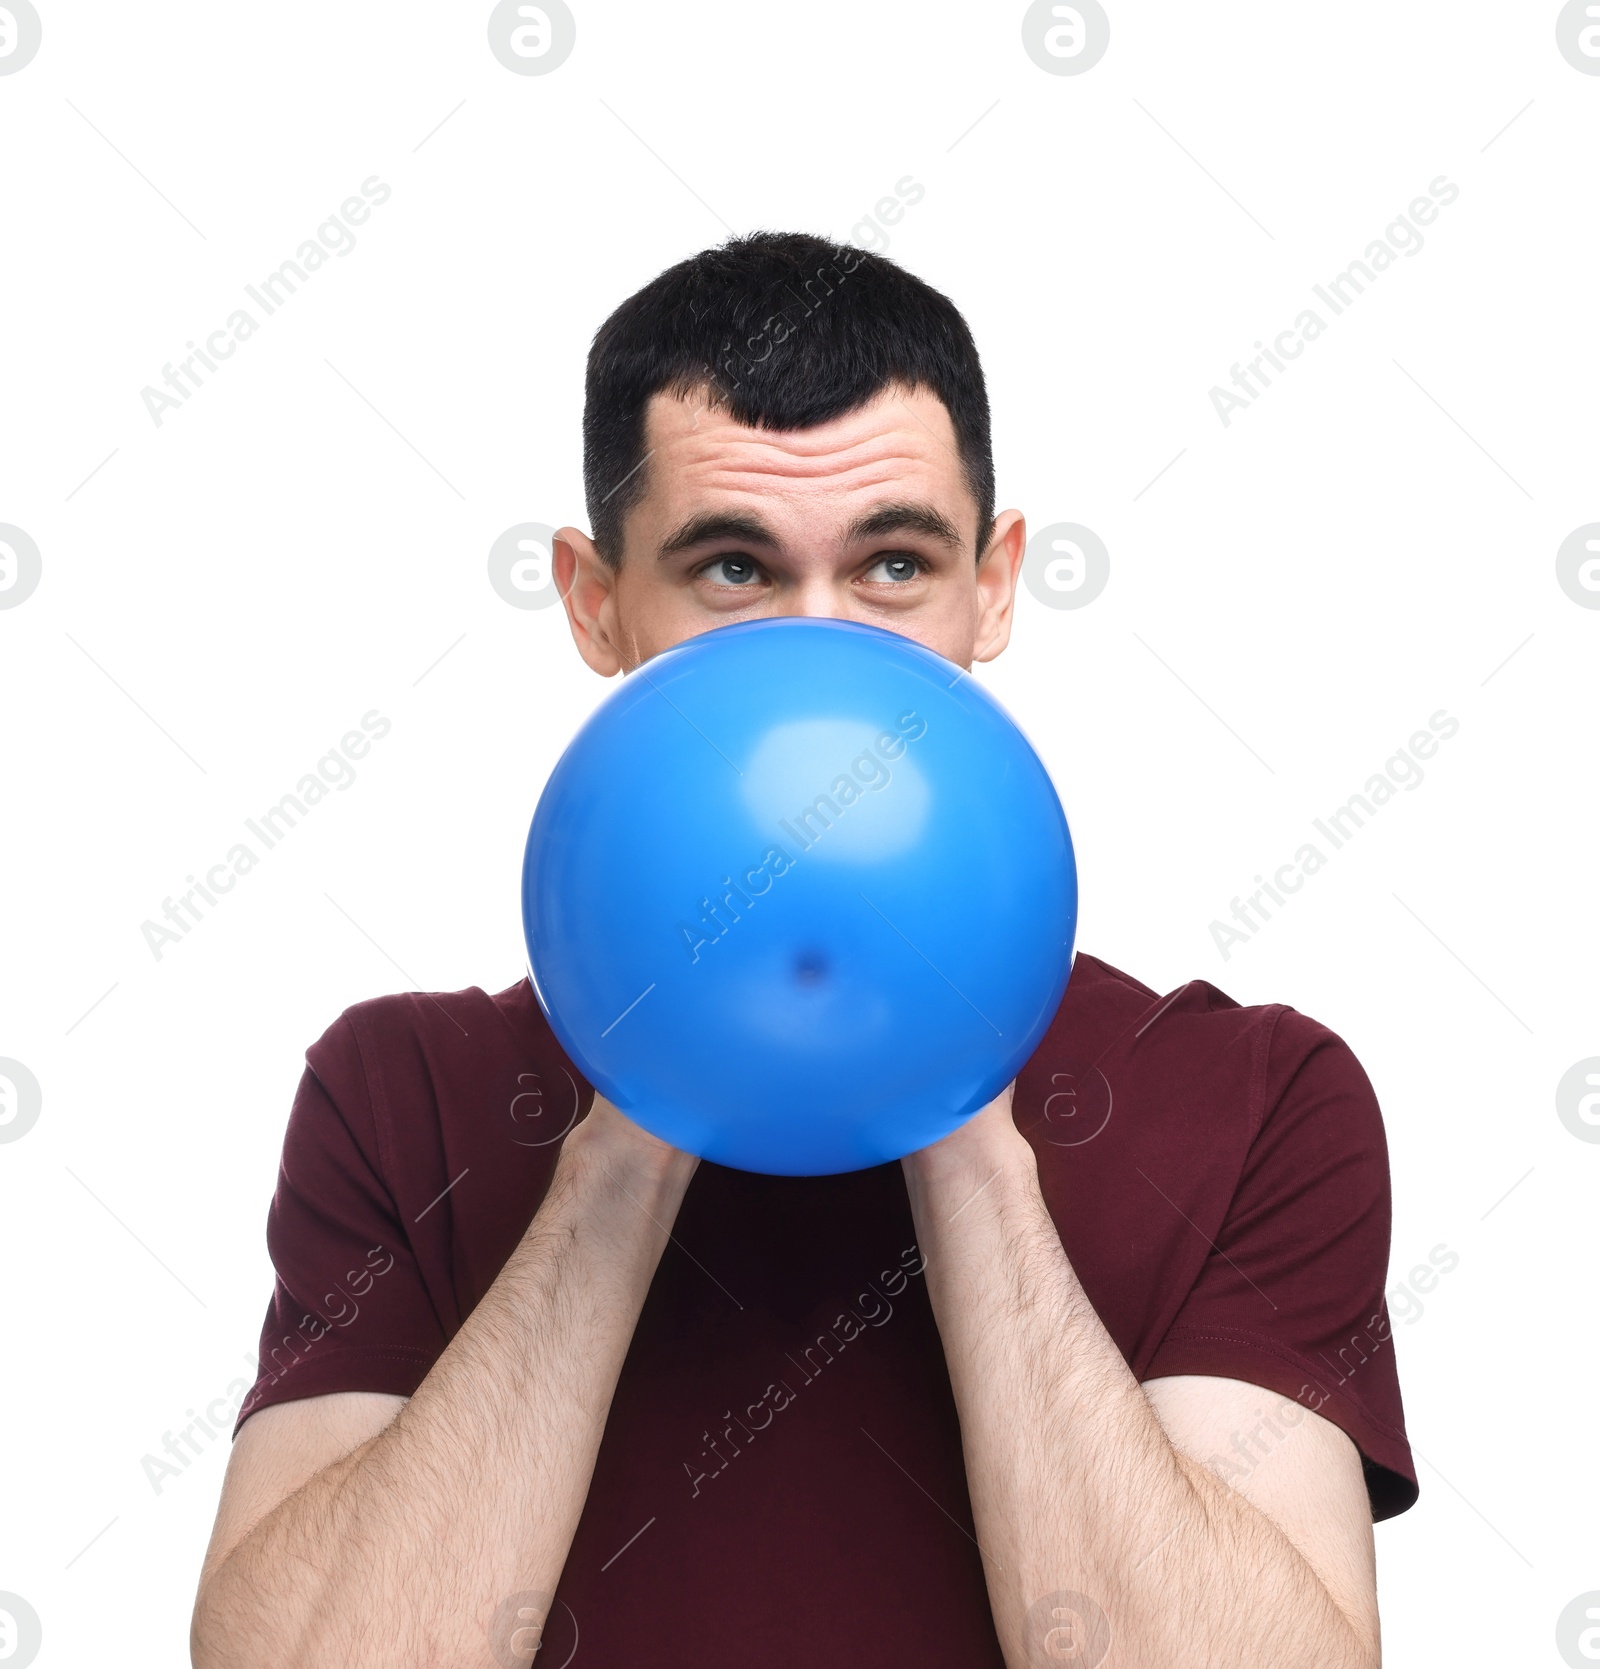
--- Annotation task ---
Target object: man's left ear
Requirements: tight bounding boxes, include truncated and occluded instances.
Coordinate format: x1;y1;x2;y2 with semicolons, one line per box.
972;510;1027;664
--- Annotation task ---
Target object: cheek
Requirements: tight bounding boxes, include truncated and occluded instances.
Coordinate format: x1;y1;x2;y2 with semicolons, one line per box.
879;589;978;665
611;566;712;657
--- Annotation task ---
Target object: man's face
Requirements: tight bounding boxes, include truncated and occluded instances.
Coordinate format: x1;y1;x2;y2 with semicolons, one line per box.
553;383;1025;675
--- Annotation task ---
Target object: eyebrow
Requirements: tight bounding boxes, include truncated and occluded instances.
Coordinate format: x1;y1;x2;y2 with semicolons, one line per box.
658;512;776;558
844;501;966;550
656;500;966;560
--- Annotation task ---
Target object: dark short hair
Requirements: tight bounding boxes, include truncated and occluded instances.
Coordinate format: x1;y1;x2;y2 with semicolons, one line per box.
582;231;995;565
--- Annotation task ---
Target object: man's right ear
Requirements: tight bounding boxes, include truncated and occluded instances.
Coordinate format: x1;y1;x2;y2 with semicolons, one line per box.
553;527;626;676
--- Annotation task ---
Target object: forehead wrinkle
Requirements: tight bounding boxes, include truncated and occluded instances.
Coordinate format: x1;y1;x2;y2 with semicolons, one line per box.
685;458;945;505
674;420;940;467
672;429;944;485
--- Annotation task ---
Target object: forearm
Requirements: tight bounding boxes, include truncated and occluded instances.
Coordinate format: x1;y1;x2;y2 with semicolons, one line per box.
194;1108;696;1668
904;1115;1373;1669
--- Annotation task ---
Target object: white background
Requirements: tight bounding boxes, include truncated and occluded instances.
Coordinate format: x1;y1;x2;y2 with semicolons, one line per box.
1;3;1596;1664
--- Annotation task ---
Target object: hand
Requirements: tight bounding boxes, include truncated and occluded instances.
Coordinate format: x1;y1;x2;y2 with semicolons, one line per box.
900;1080;1029;1191
571;1092;699;1184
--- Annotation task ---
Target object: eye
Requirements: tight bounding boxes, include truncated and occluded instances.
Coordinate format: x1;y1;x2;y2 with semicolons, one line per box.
700;554;764;587
862;554;926;584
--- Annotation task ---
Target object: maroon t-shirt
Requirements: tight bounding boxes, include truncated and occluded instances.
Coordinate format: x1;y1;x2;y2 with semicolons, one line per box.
240;952;1415;1665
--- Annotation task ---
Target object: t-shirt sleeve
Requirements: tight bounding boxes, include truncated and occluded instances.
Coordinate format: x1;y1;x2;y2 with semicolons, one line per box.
1143;1009;1418;1519
234;1011;446;1435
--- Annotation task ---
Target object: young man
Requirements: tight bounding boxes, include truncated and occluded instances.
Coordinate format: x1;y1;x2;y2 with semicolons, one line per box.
192;234;1415;1668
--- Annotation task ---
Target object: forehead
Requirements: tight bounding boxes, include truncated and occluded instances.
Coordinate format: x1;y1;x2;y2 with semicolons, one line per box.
633;385;969;523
